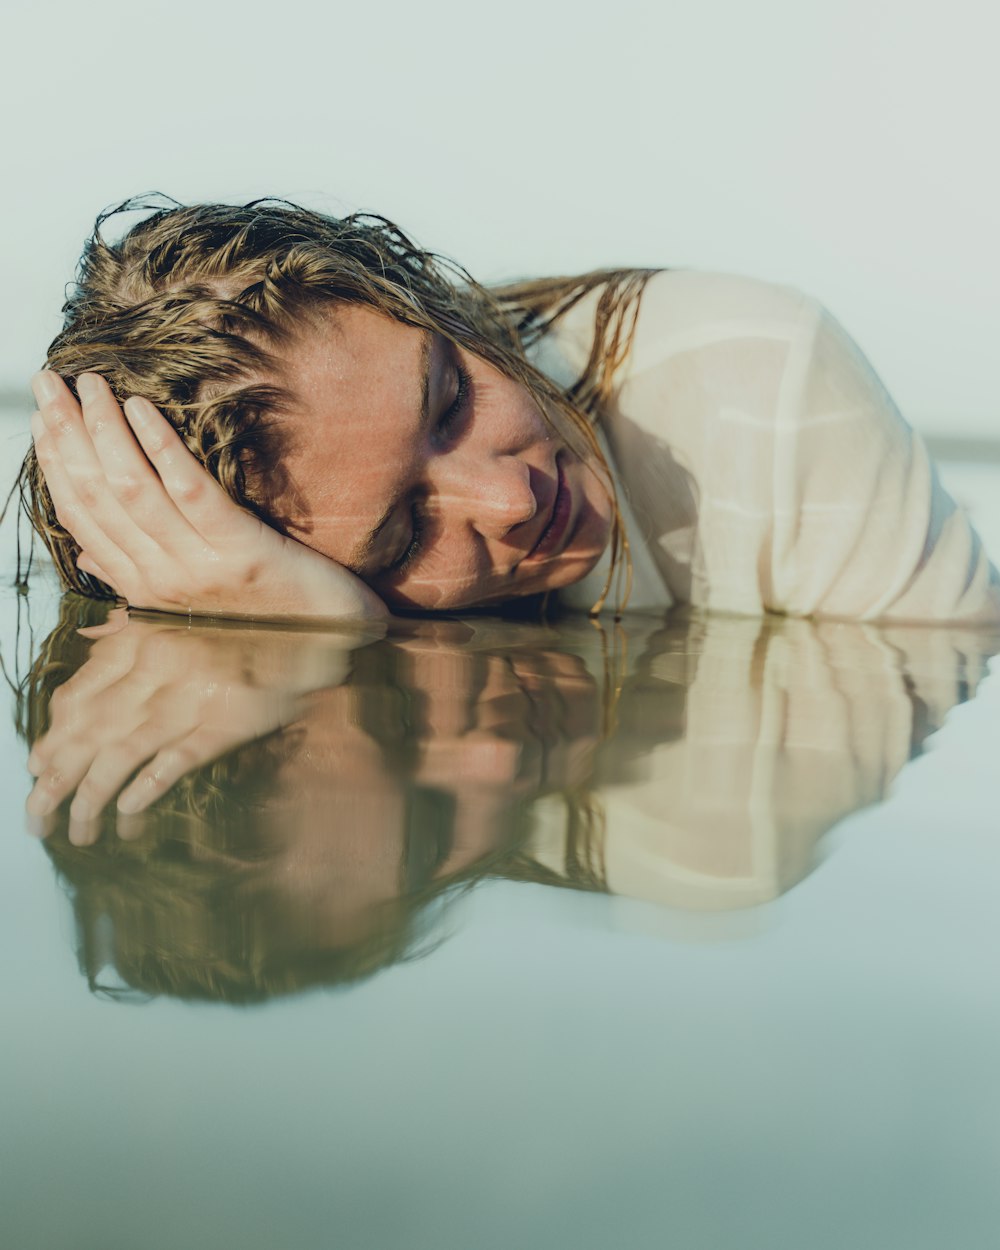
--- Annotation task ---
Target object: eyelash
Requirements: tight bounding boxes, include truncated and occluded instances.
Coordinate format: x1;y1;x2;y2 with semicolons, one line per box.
389;361;471;577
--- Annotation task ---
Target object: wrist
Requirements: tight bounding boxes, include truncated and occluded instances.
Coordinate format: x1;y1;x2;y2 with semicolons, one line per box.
272;542;391;624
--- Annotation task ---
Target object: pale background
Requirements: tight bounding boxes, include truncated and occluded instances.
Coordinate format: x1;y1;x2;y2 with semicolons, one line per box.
4;9;1000;1244
1;0;997;441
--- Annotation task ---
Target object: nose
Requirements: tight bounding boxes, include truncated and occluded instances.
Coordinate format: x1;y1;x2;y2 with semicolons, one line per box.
428;450;537;540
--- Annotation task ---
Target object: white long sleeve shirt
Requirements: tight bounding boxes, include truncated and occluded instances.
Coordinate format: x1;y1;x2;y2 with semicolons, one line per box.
533;270;1000;622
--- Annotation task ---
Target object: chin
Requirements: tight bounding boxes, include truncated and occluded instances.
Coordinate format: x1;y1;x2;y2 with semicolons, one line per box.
535;557;602;596
387;526;611;613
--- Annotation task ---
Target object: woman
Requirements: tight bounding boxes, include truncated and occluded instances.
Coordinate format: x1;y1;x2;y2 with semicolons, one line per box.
21;195;1000;624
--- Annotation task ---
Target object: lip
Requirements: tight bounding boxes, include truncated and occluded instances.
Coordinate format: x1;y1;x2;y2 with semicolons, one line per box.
524;456;573;563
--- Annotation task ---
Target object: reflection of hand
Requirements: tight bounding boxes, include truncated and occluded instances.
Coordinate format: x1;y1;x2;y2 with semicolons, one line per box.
25;610;366;842
29;370;388;623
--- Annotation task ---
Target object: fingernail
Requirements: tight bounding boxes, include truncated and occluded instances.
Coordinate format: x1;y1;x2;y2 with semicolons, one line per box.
25;811;53;839
31;371;60;404
25;787;57;817
117;810;148;840
123;397;150;425
68;818;99;847
77;374;100;401
116;789;144;815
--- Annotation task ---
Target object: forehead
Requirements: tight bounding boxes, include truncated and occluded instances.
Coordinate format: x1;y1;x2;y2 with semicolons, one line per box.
291;303;425;430
277;304;428;558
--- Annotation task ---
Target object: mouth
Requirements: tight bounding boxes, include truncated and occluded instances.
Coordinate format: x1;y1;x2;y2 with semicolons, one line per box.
524;455;573;563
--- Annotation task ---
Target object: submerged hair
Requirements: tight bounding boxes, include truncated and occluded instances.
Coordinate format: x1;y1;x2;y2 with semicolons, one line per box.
16;194;656;613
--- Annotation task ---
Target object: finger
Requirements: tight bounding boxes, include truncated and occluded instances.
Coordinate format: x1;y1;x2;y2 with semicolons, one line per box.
33;376;173;584
78;374;209;553
31;411;142;591
26;751;99;818
28;632;145;772
117;723;250;813
115;808;151;842
44;625;144;724
25;809;60;840
67;812;102;848
32;697;155;822
77;551;118;590
67;710;205;824
35;374;121;513
77;606;131;640
30;370;79;417
123;396;254;536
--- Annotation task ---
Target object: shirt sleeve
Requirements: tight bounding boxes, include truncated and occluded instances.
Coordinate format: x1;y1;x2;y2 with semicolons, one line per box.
597;271;1000;624
764;297;1000;623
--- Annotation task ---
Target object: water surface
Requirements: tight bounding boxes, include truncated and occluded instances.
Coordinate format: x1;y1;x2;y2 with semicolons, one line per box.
2;417;1000;1249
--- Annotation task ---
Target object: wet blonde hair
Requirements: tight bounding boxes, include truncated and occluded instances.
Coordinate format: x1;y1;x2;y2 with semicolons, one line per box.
18;195;656;612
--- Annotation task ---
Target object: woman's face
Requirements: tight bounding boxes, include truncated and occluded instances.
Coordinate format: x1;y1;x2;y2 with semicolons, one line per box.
275;305;614;610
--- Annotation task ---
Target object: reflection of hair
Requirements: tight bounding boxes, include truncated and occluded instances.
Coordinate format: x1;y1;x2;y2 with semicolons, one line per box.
19;195;655;611
38;791;443;1005
18;598;619;1004
35;785;606;1005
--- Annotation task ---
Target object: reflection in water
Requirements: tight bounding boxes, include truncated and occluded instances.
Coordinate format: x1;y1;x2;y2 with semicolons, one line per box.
14;596;1000;1002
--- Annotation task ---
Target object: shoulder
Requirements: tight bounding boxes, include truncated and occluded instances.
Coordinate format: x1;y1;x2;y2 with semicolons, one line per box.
626;269;820;379
530;268;822;389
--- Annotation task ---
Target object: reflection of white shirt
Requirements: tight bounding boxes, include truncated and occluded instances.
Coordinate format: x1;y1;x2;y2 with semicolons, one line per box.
533;270;1000;622
525;612;1000;917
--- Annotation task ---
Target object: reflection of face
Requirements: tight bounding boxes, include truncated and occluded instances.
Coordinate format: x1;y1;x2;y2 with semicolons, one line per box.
257;646;603;944
276;306;614;610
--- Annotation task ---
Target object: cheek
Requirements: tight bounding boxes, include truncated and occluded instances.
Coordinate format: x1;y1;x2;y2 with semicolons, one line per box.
473;367;551;439
582;462;616;532
382;552;490;611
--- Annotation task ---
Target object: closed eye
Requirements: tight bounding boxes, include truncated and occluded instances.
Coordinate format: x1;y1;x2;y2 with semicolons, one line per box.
435;359;471;444
388;358;471;577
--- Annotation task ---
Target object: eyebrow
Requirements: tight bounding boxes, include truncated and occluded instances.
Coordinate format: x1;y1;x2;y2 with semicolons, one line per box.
345;329;435;575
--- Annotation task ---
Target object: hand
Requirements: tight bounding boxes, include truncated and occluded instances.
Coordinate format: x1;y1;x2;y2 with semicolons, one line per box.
24;609;373;842
29;370;389;624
